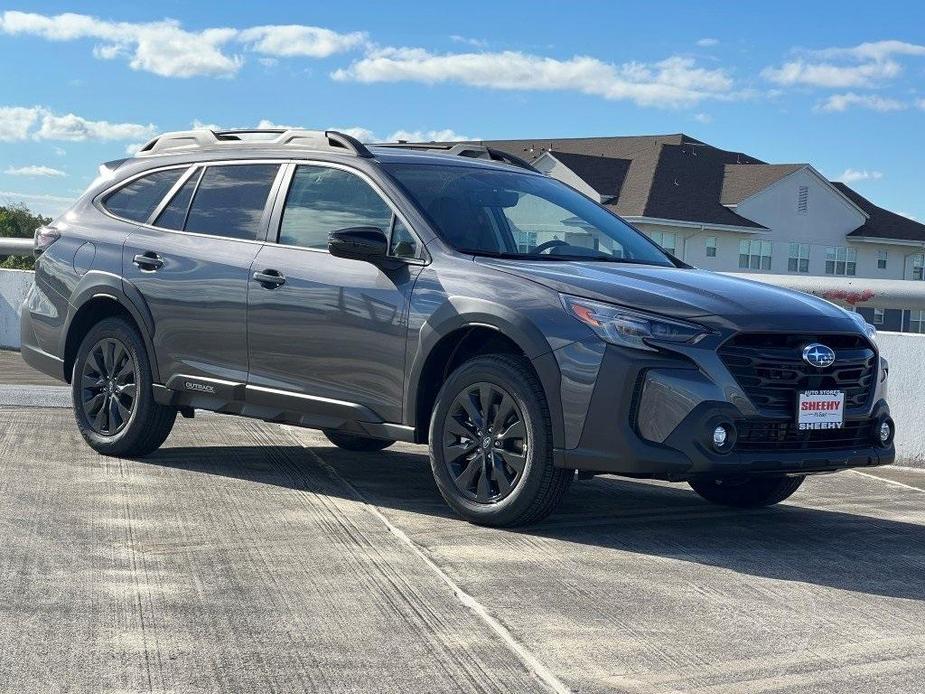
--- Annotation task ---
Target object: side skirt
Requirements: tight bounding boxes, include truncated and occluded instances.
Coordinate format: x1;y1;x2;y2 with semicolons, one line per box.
152;376;418;443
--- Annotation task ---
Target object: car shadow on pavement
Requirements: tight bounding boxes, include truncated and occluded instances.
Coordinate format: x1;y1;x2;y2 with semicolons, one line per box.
143;443;925;603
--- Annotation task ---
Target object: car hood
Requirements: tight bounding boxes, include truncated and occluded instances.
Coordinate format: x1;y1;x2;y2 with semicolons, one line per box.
476;259;860;332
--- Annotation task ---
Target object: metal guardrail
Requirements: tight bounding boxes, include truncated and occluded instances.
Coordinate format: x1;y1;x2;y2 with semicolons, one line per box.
724;272;925;310
1;236;923;309
0;238;33;257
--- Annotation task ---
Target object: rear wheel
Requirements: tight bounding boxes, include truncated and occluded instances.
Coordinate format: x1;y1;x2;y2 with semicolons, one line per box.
689;475;804;508
323;430;395;452
429;354;572;527
72;317;176;457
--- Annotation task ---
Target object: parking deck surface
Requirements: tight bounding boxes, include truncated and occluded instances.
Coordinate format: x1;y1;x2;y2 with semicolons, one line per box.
1;354;924;692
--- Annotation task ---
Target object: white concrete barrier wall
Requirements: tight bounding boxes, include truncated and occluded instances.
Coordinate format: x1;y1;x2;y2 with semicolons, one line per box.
0;269;922;466
876;332;925;467
0;269;33;350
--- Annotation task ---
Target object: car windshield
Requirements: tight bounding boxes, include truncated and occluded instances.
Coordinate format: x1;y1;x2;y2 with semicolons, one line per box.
383;162;675;266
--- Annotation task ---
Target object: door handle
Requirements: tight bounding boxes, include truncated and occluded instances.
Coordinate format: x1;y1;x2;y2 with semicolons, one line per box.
252;269;286;288
133;252;164;271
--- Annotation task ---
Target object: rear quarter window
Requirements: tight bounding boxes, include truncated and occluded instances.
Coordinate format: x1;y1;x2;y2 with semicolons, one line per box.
102;168;186;223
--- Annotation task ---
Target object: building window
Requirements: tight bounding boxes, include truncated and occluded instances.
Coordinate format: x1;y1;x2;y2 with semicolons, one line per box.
515;231;538;253
825;246;857;276
913;254;924;281
739;239;772;270
873;308;885;325
648;231;677;255
788;242;810;273
877;250;888;270
797;186;809;215
705;236;717;257
909;310;925;333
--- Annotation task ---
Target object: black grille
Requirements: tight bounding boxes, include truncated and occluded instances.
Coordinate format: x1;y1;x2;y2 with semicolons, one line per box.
735;419;875;452
718;333;876;417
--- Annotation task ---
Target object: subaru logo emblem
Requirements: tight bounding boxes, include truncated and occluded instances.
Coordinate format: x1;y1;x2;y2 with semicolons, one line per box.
802;343;836;368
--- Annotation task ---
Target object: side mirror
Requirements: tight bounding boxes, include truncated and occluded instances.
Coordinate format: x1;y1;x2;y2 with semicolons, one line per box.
328;226;388;263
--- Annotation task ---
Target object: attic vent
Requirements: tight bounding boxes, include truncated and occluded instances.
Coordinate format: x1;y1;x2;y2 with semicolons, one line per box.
797;185;809;214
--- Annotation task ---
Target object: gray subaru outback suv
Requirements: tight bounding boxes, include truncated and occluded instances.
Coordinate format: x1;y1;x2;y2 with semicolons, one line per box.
21;129;895;526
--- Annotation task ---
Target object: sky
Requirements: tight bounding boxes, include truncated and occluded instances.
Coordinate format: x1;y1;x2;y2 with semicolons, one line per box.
0;1;923;220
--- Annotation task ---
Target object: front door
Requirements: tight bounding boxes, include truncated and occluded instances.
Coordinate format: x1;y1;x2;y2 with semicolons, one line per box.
122;162;282;386
246;163;424;424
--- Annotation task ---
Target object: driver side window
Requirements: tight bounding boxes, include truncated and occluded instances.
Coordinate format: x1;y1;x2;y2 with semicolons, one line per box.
279;165;395;250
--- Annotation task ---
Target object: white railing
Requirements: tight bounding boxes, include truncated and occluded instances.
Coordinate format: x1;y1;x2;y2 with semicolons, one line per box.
724;272;925;310
0;238;33;257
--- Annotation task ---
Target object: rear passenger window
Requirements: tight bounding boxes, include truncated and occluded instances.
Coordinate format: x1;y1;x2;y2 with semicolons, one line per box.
279;165;394;249
103;168;185;223
155;169;201;230
184;164;280;240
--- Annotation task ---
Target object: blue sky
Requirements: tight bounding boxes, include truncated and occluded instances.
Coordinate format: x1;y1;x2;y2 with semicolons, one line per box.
1;1;923;220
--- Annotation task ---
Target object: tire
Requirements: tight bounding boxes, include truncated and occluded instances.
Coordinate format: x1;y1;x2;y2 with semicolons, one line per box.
72;316;176;457
689;475;805;508
429;354;572;527
323;430;395;452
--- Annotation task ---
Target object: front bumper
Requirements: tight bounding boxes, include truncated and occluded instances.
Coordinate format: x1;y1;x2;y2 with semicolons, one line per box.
552;343;894;480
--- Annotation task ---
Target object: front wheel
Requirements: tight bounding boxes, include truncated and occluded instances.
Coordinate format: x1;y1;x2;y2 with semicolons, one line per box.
689;475;804;508
429;354;572;527
72;317;176;457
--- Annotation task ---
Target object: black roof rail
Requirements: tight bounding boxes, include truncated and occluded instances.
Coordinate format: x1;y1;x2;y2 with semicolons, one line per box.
373;142;539;172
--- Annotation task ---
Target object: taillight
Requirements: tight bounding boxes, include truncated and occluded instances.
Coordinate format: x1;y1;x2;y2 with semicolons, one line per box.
34;225;60;256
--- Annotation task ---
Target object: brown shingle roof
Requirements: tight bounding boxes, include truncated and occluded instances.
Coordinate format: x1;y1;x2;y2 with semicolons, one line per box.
834;183;925;243
721;164;805;205
477;134;766;229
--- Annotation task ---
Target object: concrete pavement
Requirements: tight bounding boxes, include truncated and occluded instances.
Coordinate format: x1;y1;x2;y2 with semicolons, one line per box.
1;402;924;692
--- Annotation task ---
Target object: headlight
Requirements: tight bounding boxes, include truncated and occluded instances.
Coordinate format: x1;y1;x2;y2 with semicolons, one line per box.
560;294;710;351
848;310;877;345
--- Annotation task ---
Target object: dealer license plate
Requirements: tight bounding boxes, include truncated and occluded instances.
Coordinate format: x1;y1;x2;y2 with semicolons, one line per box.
797;390;845;430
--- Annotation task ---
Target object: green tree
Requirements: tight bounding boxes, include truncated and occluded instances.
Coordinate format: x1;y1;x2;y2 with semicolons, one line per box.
0;203;51;270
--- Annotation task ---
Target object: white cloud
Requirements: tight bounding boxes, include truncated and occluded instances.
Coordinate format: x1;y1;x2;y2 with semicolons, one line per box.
0;106;41;141
124;143;144;155
836;168;884;183
0;11;366;78
814;92;906;112
238;25;367;57
333;48;736;108
4;165;66;177
326;126;377;143
898;211;918;221
813;40;925;62
0;105;156;141
917;98;925;110
0;190;75;217
35;111;156;141
763;39;925;91
256;119;304;130
693;112;713;124
762;59;900;88
450;35;488;48
387;129;473;142
696;38;719;47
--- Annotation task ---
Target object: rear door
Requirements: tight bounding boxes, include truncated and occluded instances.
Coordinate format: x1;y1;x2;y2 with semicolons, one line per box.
245;162;425;424
120;161;283;388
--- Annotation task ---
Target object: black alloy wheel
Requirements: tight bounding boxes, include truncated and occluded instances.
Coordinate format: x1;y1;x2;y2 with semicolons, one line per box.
442;381;527;503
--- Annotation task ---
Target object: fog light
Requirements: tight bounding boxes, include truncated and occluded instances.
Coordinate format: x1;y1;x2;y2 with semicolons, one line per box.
879;420;892;444
712;425;728;449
